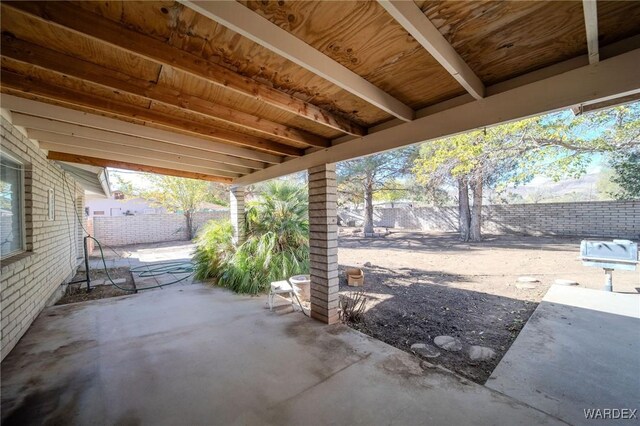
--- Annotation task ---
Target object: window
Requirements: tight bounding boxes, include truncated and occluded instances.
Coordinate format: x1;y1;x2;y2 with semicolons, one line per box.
93;211;105;216
1;153;24;259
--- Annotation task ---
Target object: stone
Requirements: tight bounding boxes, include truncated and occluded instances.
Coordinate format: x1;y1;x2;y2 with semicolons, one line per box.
517;276;540;283
555;279;579;286
515;283;537;290
433;336;462;352
410;343;441;358
468;345;496;361
364;262;372;267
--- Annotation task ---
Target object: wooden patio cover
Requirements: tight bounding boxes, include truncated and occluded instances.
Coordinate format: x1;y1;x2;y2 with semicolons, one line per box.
1;1;639;184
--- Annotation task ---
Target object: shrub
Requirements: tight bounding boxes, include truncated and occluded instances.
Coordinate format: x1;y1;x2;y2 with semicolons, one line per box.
193;220;235;281
193;181;309;294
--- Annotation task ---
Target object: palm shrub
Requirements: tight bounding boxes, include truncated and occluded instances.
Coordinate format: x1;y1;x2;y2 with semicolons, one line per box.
193;181;309;294
192;220;235;281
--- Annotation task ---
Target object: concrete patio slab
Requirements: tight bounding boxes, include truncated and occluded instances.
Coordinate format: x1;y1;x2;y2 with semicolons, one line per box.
2;285;562;425
487;285;640;425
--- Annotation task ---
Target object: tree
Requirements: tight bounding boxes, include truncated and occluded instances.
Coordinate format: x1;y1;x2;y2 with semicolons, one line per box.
609;152;640;199
413;103;640;241
143;175;212;239
337;148;415;235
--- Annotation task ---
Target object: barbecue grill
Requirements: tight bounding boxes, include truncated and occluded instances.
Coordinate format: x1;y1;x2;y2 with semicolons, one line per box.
580;239;638;292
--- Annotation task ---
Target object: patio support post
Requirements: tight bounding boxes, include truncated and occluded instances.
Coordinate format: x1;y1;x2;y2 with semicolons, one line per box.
308;164;339;324
230;185;245;244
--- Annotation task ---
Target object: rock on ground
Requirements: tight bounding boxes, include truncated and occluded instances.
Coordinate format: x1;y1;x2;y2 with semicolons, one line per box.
468;346;496;361
433;336;463;352
411;343;441;358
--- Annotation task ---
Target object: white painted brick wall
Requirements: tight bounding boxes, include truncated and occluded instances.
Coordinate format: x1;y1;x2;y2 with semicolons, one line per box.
1;115;84;360
92;211;229;246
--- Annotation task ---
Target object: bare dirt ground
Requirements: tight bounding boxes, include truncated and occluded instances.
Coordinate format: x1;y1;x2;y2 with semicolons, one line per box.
56;267;135;305
338;230;639;384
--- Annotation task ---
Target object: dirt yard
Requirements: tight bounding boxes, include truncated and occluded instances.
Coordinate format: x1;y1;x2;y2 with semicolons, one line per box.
56;267;135;305
338;231;639;384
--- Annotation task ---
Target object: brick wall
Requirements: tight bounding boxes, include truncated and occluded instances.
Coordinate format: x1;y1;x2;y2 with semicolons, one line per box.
1;114;85;360
92;211;228;246
357;201;640;239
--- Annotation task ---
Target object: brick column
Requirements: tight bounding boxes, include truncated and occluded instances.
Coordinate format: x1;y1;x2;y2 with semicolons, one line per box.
230;186;245;244
308;164;339;324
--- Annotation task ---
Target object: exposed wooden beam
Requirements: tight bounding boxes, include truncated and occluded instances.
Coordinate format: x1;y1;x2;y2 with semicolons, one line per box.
234;48;640;185
3;1;366;137
1;35;329;149
13;114;264;171
1;94;280;165
29;130;252;176
183;0;414;122
583;0;600;65
47;151;233;183
40;141;241;179
378;0;485;100
573;92;640;116
0;69;303;157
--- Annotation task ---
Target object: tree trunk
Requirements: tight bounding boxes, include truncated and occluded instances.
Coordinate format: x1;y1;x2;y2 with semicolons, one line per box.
185;211;194;240
458;177;471;242
470;171;483;242
363;179;375;236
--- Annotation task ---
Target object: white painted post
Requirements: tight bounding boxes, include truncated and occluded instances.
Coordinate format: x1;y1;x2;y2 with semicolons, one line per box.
308;164;339;324
230;186;245;245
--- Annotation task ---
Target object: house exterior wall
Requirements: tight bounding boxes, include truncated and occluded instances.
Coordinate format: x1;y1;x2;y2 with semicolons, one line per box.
357;201;640;239
85;196;165;216
91;211;229;246
1;115;85;361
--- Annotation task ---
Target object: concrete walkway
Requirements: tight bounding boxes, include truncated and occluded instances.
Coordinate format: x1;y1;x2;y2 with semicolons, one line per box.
1;285;561;425
487;285;640;425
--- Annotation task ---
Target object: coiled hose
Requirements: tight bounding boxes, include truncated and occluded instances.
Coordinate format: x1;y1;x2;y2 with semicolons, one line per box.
88;236;194;292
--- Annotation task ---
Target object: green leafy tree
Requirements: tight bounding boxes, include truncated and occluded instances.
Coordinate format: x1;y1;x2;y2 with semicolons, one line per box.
413;103;640;241
337;148;415;235
609;152;640;199
143;175;211;239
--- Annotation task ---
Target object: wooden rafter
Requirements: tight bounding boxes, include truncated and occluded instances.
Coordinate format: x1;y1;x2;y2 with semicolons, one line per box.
378;0;485;99
3;1;366;137
40;141;241;178
0;69;303;157
183;0;414;122
235;48;640;185
1;35;329;149
1;95;280;165
12;114;265;171
29;130;253;176
47;151;233;183
582;0;600;64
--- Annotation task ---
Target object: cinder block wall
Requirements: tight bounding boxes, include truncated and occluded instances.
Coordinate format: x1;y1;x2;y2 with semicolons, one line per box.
1;115;85;361
92;211;228;246
364;201;640;239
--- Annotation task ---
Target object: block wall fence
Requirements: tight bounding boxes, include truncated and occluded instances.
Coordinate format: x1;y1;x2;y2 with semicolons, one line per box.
90;211;229;246
1;115;85;360
360;201;640;239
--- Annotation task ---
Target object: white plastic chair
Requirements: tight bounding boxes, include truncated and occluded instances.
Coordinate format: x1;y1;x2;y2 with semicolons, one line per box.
268;280;297;311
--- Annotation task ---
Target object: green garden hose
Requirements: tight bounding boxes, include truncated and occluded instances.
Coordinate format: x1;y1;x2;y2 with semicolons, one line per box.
88;236;195;292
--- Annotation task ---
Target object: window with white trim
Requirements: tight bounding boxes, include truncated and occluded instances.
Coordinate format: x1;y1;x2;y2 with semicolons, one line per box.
1;152;25;259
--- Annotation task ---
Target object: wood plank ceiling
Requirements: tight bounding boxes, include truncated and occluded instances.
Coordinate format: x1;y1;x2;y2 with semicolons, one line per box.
1;1;640;182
